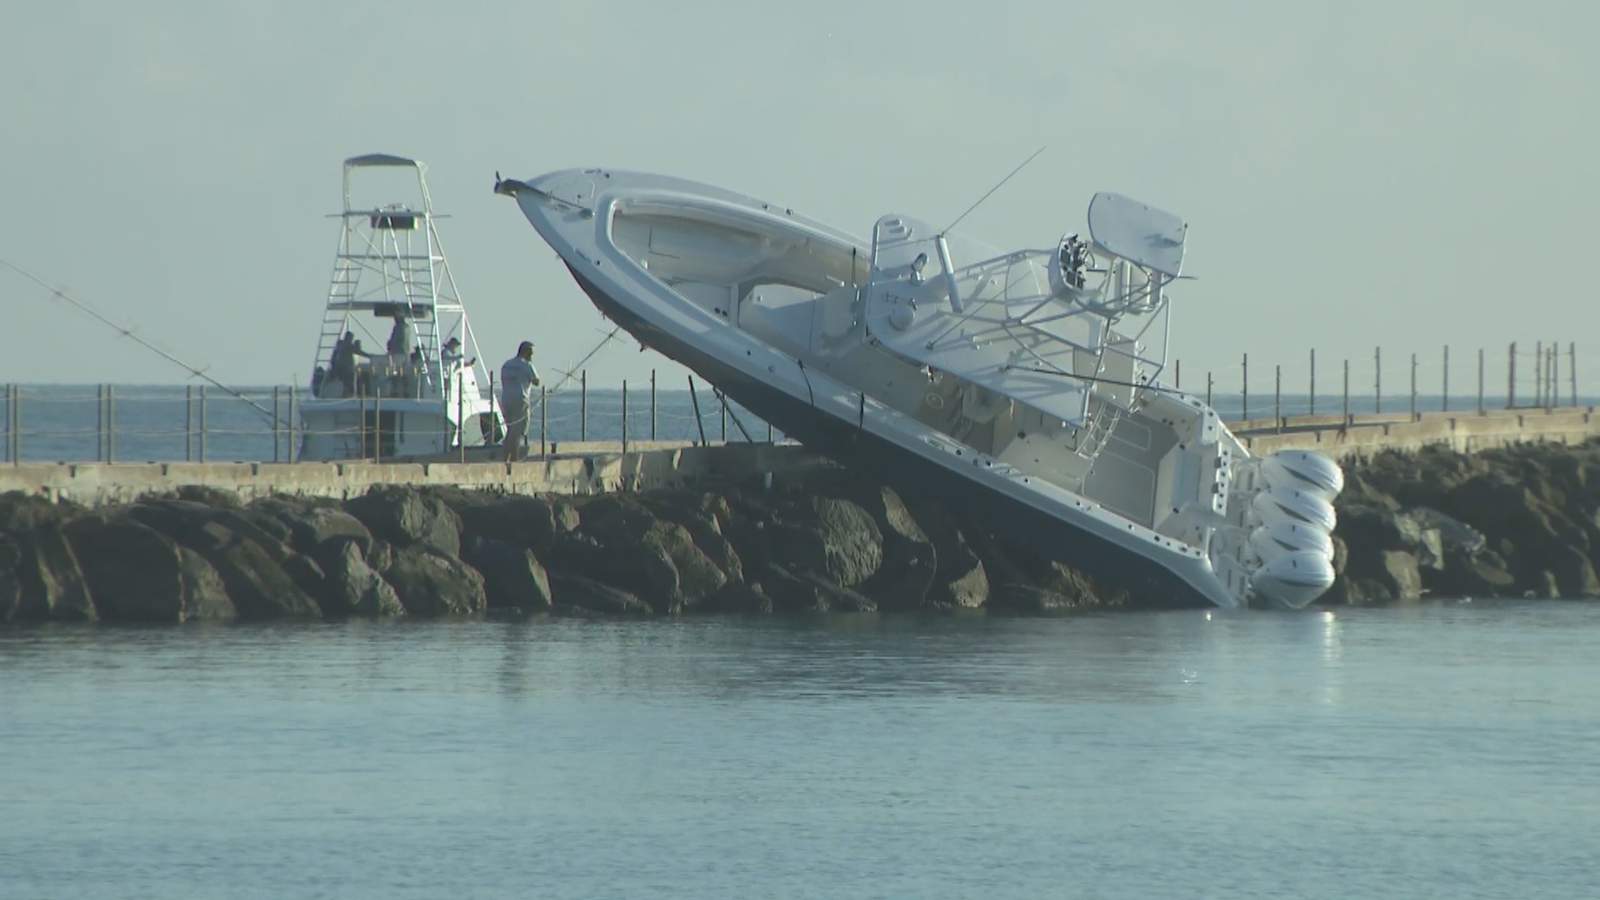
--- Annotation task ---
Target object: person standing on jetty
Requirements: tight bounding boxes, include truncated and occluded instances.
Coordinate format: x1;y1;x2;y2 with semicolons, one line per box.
499;340;541;461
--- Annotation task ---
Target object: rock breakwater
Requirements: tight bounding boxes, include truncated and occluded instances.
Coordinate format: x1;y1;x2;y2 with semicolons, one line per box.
3;440;1598;623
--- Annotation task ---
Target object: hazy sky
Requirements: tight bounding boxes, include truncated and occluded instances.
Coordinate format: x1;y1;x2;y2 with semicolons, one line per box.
4;0;1597;395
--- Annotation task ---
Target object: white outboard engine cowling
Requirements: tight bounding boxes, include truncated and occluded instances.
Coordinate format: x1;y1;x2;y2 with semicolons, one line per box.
1261;450;1344;502
1250;551;1337;610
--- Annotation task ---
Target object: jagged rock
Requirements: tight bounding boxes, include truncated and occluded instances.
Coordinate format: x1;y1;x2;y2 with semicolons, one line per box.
0;539;24;622
851;486;937;611
761;563;877;613
0;492;79;531
549;572;652;616
770;496;882;588
573;495;727;609
1344;549;1422;603
907;498;989;609
254;498;373;559
66;516;206;622
702;581;773;614
346;487;462;558
464;536;553;612
175;547;237;621
383;545;485;616
173;485;242;509
204;535;323;619
988;582;1093;614
444;491;561;554
322;541;403;617
1549;543;1600;597
1427;547;1517;598
15;525;95;621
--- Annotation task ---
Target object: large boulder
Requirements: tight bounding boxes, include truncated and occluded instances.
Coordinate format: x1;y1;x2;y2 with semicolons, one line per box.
253;498;373;560
906;498;989;609
549;572;652;616
382;545;485;617
464;536;553;612
175;547;238;621
850;486;937;611
346;487;462;558
759;563;878;613
14;525;96;621
769;496;882;588
66;515;226;622
0;539;23;622
322;541;404;617
443;492;561;555
1337;549;1423;604
569;495;728;610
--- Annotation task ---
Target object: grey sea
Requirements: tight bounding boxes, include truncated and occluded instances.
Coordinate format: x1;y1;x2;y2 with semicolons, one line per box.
3;602;1598;899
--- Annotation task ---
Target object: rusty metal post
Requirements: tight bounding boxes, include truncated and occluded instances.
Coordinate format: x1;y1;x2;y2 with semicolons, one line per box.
622;379;629;454
650;368;657;440
1242;352;1249;421
1571;343;1578;407
1374;346;1382;415
580;369;587;441
1442;345;1450;412
1342;359;1350;422
1410;353;1417;421
1274;365;1281;432
1309;348;1316;417
1508;341;1516;409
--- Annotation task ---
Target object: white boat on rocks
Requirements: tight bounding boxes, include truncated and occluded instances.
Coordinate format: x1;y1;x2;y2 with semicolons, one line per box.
299;154;501;460
495;167;1343;609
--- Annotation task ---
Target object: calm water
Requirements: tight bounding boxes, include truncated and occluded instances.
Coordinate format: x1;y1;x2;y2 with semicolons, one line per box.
3;603;1598;899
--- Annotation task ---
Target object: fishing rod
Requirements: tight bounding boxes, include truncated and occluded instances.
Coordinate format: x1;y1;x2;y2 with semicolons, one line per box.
533;324;624;408
1;257;280;424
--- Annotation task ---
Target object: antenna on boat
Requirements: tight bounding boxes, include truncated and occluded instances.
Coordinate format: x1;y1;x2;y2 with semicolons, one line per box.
941;145;1047;235
0;257;279;424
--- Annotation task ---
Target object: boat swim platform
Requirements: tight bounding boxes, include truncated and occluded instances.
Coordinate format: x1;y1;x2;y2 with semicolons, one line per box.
3;408;1595;507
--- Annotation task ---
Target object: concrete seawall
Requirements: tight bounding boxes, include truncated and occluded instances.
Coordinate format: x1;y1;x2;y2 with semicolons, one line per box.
0;444;826;508
1;408;1593;507
1235;407;1599;459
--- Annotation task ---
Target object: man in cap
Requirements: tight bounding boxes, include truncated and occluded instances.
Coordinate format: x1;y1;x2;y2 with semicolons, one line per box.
499;340;541;461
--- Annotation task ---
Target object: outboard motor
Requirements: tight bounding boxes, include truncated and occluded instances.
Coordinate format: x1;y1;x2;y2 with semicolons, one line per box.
1246;450;1344;609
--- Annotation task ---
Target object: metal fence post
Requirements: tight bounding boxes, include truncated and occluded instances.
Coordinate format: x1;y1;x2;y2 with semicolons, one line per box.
1242;352;1249;421
96;384;105;463
1549;344;1558;411
622;379;629;453
1309;348;1316;417
457;371;466;463
580;369;587;442
1442;345;1450;412
720;393;728;442
1374;346;1381;415
185;385;193;462
1535;340;1544;408
1174;359;1181;390
767;421;773;443
7;384;16;465
1342;359;1350;422
1206;371;1213;408
650;368;657;440
1274;365;1281;432
1508;342;1516;409
1571;342;1578;407
1478;348;1485;414
1410;353;1417;421
107;384;115;463
358;386;367;460
540;385;548;458
374;389;382;464
288;385;297;463
273;386;281;463
198;385;208;462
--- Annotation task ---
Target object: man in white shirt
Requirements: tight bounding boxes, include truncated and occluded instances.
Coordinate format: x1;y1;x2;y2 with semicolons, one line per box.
500;341;541;461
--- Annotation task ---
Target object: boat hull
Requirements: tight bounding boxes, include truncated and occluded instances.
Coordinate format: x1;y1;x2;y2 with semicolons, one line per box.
564;263;1210;608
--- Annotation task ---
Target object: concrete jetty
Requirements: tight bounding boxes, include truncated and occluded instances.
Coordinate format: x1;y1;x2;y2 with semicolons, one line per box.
1;407;1594;507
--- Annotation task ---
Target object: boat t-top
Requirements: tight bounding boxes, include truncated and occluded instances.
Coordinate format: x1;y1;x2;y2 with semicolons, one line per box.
495;167;1343;609
299;154;500;459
